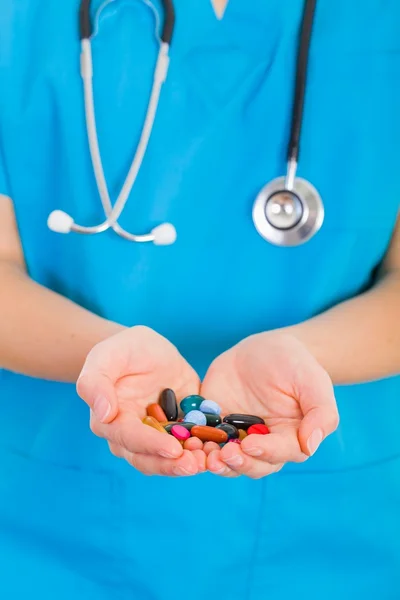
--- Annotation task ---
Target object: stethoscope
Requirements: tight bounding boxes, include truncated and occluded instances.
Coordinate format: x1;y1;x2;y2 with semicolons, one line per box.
48;0;323;247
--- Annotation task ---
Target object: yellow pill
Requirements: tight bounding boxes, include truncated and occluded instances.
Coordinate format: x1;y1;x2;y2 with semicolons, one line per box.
238;429;248;441
142;416;168;434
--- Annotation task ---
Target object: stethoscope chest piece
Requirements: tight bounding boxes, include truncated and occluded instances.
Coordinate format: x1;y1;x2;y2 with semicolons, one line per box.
252;176;324;246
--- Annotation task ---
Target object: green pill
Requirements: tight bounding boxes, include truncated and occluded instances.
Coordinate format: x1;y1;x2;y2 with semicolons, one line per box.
164;422;195;434
180;395;204;414
204;413;222;427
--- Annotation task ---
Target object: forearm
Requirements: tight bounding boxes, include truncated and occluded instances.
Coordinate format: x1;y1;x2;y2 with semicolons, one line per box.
285;271;400;385
0;261;124;382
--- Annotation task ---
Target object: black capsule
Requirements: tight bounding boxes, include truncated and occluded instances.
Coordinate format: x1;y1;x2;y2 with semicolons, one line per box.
164;422;195;433
222;414;265;431
216;423;239;439
160;388;178;421
204;413;222;427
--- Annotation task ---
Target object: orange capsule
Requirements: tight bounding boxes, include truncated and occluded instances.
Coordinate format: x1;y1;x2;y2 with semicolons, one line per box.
146;403;168;422
238;429;248;441
142;416;168;434
190;426;228;443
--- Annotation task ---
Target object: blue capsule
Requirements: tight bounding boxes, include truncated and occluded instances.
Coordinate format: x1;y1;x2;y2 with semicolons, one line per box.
199;399;221;415
184;410;207;426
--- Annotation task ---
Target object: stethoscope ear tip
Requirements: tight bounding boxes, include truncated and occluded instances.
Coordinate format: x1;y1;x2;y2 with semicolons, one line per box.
151;222;177;246
47;210;74;234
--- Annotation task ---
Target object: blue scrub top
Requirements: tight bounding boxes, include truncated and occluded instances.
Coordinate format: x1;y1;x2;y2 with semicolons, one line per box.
0;2;400;599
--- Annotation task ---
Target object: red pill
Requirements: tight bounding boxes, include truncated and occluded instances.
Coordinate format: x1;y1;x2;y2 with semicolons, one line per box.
228;439;241;444
247;424;270;435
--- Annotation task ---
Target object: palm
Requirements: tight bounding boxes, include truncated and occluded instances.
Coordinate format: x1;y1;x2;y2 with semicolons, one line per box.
103;326;200;420
81;326;205;477
201;333;338;478
202;335;304;434
115;366;199;419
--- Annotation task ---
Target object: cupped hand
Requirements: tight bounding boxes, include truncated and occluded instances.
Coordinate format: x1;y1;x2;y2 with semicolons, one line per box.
77;326;205;476
201;332;339;479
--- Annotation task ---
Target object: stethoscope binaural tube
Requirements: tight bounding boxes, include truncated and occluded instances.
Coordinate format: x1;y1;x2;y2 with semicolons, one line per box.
252;0;324;247
47;0;177;246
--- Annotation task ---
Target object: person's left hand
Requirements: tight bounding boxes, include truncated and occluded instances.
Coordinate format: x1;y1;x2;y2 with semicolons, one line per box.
201;332;339;479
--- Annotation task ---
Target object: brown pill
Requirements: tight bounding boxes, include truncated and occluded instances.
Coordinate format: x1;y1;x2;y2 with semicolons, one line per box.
147;403;168;422
142;416;168;434
190;426;228;443
238;429;248;441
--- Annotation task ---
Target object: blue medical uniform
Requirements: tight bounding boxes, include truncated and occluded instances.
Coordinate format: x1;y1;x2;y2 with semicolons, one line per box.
0;1;399;598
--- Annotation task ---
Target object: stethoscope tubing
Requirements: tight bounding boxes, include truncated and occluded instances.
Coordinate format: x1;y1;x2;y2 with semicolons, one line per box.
79;38;170;239
49;0;322;246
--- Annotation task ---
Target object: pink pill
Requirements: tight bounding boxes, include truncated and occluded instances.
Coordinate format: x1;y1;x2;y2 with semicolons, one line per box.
171;425;191;441
228;439;241;444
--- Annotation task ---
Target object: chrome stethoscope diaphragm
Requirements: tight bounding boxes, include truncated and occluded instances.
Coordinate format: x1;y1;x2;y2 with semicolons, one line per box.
252;163;324;247
252;0;324;247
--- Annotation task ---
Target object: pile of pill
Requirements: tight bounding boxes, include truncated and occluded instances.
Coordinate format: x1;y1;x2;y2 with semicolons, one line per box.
143;388;270;447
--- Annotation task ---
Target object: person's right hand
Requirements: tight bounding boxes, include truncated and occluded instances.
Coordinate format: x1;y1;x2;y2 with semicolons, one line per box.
76;326;204;476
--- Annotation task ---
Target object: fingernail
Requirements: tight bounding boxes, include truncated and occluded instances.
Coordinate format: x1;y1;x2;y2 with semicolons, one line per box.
158;450;179;459
93;395;111;422
224;455;244;468
173;467;195;476
307;428;323;455
214;466;230;475
244;447;263;457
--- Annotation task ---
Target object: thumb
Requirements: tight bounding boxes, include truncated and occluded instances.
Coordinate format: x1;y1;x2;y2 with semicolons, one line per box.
297;372;340;457
76;367;119;425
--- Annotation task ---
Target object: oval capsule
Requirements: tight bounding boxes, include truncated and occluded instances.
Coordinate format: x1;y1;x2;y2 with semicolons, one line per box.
238;429;248;441
180;395;204;414
184;410;207;426
199;399;221;415
247;424;270;435
159;388;178;421
216;423;239;439
164;422;195;434
146;403;167;423
171;425;191;441
142;416;168;434
204;413;222;427
223;414;265;431
190;426;228;443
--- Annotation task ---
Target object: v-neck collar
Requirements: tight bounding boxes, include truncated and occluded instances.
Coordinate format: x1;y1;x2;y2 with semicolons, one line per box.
209;0;231;20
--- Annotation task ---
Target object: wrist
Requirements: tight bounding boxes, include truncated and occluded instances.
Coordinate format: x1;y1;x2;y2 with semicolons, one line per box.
277;323;332;377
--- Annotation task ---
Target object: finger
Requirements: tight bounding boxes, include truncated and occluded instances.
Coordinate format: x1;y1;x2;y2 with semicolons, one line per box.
109;442;124;458
77;328;153;424
207;450;240;478
192;449;207;473
220;443;282;479
296;369;340;456
241;429;308;464
77;326;200;424
183;437;203;451
203;441;220;456
121;448;199;476
77;368;119;424
109;442;198;477
90;412;183;459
